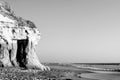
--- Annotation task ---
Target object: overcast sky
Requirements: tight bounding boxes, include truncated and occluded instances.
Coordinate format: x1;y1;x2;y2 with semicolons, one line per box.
3;0;120;63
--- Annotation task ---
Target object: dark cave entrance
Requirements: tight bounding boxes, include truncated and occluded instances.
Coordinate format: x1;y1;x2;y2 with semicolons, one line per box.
16;38;29;68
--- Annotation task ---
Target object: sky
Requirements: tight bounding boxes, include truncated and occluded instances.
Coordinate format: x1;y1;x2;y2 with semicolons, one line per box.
2;0;120;63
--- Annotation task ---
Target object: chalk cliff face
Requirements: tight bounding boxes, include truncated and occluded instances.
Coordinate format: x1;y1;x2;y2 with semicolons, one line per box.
0;2;50;70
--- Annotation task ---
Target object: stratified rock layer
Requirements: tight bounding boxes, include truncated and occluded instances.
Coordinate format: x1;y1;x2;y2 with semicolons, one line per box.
0;2;49;70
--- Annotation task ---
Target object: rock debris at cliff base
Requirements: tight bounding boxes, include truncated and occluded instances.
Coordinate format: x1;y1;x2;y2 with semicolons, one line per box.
0;67;84;80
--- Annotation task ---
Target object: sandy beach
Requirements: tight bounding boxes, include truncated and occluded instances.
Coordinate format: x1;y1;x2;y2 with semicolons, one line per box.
47;63;120;80
81;73;120;80
0;63;120;80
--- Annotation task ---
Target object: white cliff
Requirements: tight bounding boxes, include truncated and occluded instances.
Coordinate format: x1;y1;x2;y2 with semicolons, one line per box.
0;2;50;70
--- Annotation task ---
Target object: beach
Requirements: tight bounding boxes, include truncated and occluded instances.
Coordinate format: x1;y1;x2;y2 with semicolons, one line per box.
0;63;120;80
47;63;120;80
81;73;120;80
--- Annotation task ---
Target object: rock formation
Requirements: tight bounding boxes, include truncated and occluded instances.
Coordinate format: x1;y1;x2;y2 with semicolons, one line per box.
0;2;50;70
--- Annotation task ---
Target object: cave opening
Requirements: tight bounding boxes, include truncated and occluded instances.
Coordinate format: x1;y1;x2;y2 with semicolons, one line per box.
16;38;29;69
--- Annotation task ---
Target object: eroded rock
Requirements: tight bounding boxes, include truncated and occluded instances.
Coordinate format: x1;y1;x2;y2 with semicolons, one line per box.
0;1;50;71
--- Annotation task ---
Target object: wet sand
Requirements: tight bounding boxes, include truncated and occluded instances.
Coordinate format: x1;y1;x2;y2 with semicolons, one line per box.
81;73;120;80
47;63;120;80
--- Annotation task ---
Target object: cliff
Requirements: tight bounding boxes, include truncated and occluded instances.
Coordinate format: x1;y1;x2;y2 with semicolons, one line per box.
0;1;50;70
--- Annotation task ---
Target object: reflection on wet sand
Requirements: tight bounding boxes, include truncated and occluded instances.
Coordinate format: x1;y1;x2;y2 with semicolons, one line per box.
81;72;120;80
